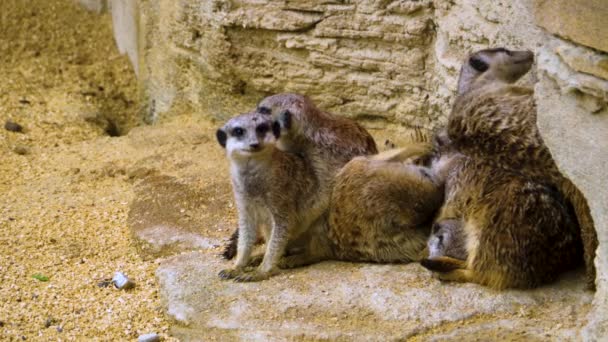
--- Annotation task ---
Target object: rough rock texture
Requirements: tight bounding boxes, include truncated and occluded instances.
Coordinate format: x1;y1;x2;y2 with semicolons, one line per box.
158;251;591;341
533;0;608;53
138;0;437;127
535;75;608;341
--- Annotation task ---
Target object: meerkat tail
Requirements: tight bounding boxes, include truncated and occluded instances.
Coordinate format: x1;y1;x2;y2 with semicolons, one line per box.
562;178;598;291
420;256;467;272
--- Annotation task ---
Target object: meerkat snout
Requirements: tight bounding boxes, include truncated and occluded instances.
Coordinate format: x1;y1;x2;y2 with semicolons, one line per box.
458;48;534;95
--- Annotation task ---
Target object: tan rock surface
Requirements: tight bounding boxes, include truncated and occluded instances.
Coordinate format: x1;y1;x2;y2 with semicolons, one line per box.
533;0;608;53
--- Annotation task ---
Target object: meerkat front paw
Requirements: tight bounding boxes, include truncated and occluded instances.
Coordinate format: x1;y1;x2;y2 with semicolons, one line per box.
233;269;276;282
218;268;246;280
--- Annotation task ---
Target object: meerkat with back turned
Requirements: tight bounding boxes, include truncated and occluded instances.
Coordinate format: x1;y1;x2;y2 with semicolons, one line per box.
421;48;595;289
216;111;323;282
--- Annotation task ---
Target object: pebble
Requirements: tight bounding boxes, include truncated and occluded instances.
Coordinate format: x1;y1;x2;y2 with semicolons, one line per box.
5;120;23;133
112;272;135;290
137;333;160;342
13;145;30;155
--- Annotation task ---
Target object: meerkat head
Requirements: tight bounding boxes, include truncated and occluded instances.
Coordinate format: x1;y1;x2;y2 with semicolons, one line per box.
255;93;319;141
216;112;281;160
457;48;534;95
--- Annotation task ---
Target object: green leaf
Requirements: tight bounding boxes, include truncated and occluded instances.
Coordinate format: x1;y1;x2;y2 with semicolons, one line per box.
32;273;49;282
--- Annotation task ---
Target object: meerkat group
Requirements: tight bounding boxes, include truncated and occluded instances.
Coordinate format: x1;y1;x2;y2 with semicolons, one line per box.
215;48;597;291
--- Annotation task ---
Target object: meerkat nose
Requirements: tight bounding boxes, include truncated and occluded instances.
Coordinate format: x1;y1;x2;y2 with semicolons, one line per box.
249;143;261;150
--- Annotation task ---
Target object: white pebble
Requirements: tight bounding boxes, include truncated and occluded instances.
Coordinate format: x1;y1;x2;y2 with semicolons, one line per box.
138;333;160;342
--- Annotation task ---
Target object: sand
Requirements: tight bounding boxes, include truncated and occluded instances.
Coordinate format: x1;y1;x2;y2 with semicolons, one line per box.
0;0;172;340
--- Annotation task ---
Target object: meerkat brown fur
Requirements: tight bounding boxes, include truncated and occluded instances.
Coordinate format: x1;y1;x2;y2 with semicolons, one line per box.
327;128;447;263
422;48;596;289
216;112;322;282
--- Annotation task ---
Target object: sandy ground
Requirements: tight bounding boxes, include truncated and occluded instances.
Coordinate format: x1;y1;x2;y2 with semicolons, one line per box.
0;0;172;340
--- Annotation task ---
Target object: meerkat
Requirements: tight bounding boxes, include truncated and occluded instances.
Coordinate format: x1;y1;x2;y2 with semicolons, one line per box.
221;93;378;260
421;48;595;289
326;127;450;263
215;112;324;282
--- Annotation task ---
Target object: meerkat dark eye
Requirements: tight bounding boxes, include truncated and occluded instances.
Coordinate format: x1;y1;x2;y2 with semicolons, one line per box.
256;123;270;135
469;57;489;72
232;127;245;137
258;106;271;115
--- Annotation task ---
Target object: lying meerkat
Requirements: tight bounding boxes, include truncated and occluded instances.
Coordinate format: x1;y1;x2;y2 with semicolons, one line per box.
422;48;593;289
221;93;378;260
327;128;447;263
215;112;323;282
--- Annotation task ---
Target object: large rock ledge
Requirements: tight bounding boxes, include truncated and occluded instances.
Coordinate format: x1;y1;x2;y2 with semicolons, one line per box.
156;251;592;341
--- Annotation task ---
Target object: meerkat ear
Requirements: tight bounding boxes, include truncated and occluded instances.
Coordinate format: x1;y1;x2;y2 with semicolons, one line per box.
258;106;271;115
278;110;292;130
216;129;227;148
272;121;281;139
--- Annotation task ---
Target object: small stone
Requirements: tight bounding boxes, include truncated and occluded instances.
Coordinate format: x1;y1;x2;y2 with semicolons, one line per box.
56;326;63;333
5;120;23;133
137;333;161;342
13;145;30;155
112;272;135;290
0;320;4;327
44;317;57;328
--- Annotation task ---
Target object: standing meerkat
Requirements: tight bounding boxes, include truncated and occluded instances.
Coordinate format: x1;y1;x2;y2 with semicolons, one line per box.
422;48;595;289
216;112;325;282
221;93;378;260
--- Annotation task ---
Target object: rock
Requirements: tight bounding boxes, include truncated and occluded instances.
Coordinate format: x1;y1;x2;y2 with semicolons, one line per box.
112;272;135;290
128;174;228;260
4;120;23;133
533;0;608;53
556;44;608;81
133;0;436;127
537;41;608;105
535;73;608;342
137;333;160;342
157;251;592;340
13;145;29;155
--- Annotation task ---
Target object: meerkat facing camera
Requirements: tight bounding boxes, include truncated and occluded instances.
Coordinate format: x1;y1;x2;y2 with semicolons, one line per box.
221;93;378;260
422;48;591;289
216;112;325;282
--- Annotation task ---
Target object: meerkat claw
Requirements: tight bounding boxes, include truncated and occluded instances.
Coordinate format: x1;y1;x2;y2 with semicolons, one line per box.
218;268;244;280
